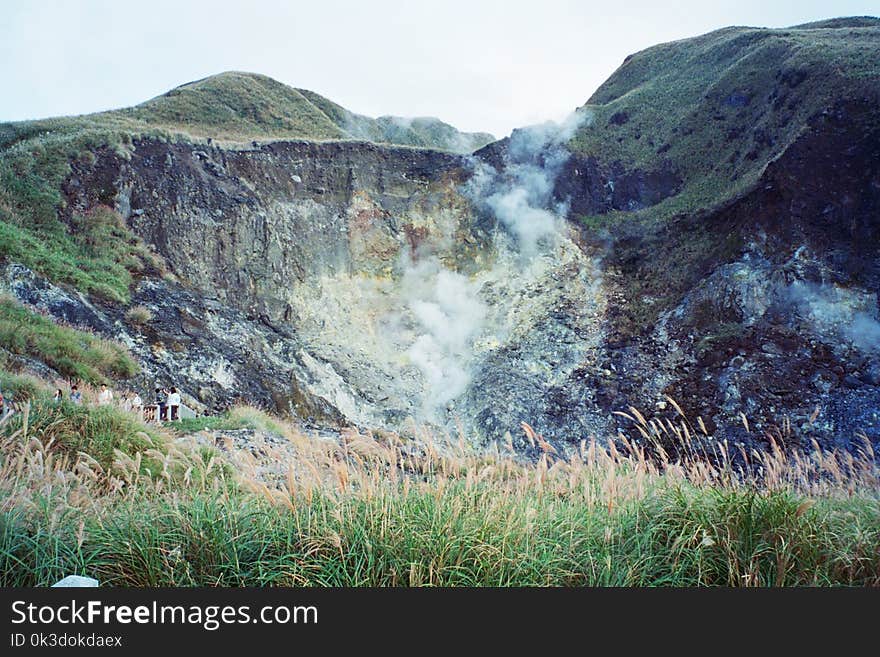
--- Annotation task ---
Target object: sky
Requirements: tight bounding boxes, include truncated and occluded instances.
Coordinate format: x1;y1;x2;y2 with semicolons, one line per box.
1;0;877;138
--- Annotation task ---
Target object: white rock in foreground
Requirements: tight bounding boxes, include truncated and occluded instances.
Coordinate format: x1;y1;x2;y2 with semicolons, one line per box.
51;576;99;587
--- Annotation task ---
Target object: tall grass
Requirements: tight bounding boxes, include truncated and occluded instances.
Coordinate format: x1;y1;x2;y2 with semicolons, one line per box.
0;370;164;471
1;398;877;587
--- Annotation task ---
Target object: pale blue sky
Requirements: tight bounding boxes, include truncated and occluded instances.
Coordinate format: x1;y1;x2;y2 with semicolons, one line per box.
1;0;877;137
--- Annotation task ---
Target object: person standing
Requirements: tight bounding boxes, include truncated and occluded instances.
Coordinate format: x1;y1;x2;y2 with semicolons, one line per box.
167;387;181;421
131;391;144;420
155;388;167;422
97;384;114;406
70;385;82;405
53;389;63;403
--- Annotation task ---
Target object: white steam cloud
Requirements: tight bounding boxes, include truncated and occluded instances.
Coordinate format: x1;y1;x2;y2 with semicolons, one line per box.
469;109;591;256
400;110;591;417
786;280;880;353
403;258;486;412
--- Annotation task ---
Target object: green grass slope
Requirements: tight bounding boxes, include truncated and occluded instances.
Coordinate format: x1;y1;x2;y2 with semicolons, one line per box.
1;71;495;151
123;72;348;142
0;370;163;471
0;296;137;384
570;16;880;218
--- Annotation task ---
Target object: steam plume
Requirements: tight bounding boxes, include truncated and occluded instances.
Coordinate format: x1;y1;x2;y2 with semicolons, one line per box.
400;110;591;417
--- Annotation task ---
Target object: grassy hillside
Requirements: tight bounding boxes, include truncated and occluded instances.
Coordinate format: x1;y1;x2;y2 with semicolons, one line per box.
0;108;165;303
126;72;494;149
123;72;349;142
1;71;495;151
0;296;137;383
0;370;163;470
570;17;880;219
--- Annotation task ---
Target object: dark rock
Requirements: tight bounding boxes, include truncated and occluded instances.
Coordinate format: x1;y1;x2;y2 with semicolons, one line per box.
553;155;682;217
862;361;880;386
761;342;784;356
608;111;630;126
2;264;112;333
843;374;863;389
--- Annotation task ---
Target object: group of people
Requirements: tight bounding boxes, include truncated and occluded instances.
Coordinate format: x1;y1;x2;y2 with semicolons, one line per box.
53;384;83;405
52;383;119;407
47;383;184;423
152;387;182;422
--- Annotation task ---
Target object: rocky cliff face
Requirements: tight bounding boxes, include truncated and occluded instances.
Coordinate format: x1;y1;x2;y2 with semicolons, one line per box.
46;131;609;447
3;19;879;457
48;139;470;424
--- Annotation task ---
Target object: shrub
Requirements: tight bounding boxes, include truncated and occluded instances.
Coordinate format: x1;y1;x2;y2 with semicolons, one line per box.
0;370;44;401
165;405;286;436
125;305;153;326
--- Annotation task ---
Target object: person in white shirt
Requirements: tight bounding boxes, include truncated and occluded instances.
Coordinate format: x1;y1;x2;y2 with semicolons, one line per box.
167;387;181;421
97;384;114;406
131;392;144;420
